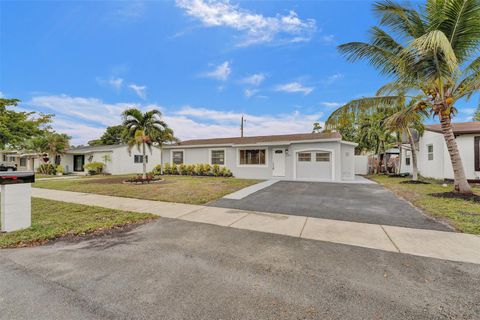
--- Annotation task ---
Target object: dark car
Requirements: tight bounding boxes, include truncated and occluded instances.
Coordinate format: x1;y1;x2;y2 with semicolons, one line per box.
0;163;17;171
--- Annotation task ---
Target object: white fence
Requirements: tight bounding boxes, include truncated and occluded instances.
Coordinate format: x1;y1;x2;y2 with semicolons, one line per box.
354;155;369;175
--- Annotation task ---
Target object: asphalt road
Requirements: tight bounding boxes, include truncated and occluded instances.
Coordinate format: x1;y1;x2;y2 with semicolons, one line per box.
1;218;478;320
211;181;452;231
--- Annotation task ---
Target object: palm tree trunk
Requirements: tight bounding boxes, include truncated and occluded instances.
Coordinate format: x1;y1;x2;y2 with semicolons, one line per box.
397;144;402;174
160;145;164;175
440;114;472;194
382;140;387;174
406;128;418;181
142;142;147;179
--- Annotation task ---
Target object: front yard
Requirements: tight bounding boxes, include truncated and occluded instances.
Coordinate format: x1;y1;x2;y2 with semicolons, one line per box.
34;175;261;205
0;198;156;248
369;175;480;235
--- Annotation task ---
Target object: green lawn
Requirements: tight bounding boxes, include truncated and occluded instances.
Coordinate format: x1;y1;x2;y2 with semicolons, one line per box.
368;175;480;235
0;198;156;248
34;175;262;205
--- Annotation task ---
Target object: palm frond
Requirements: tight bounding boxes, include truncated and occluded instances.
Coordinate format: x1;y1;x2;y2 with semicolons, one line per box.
338;41;399;75
373;0;426;38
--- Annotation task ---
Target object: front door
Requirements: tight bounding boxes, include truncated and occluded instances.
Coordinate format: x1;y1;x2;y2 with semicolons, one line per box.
272;148;286;177
73;155;85;172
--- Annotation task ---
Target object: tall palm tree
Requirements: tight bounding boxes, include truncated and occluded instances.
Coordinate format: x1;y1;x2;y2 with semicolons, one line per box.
151;127;178;174
26;132;70;164
337;0;479;194
122;108;168;179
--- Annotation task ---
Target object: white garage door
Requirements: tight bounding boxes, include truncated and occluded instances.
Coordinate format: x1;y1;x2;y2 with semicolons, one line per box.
295;151;332;180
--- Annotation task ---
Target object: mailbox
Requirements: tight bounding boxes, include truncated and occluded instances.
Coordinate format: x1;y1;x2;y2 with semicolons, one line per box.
1;171;34;232
0;172;35;185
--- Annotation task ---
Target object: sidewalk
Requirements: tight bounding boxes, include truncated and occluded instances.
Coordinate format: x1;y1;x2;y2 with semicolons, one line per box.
31;188;480;264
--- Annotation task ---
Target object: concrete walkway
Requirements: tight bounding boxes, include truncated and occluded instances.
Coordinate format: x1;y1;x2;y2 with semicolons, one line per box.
31;188;480;264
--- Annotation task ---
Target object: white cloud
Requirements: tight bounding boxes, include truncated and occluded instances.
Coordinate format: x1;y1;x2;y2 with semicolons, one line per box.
204;61;231;81
176;0;316;46
26;94;323;145
321;34;335;44
244;88;258;98
241;73;265;86
324;73;343;84
320;101;343;108
97;77;124;91
0;91;4;98
129;84;147;99
275;82;314;95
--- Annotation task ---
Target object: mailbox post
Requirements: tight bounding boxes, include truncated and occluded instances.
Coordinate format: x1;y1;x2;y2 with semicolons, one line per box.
0;172;35;232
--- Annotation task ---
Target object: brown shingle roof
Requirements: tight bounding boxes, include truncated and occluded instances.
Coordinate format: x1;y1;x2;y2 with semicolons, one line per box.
171;132;342;147
425;122;480;134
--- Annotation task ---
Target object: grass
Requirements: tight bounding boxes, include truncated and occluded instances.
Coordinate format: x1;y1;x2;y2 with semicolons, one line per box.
0;198;156;248
34;175;262;205
368;175;480;235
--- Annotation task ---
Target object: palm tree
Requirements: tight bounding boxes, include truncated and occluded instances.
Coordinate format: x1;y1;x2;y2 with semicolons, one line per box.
337;0;479;194
151;127;178;174
122;108;168;179
26;132;70;164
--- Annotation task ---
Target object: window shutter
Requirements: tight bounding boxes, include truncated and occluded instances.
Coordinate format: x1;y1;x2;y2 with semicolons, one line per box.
475;136;480;172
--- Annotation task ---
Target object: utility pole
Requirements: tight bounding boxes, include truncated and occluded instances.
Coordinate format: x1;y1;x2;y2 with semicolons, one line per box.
240;115;246;137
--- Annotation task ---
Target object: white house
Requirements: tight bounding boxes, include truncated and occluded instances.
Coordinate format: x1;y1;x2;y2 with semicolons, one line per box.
0;150;40;171
400;122;480;181
59;144;162;175
161;132;357;182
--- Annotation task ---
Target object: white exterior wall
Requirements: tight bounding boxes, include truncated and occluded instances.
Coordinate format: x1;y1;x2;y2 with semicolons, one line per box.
110;146;162;175
398;146;413;175
163;141;351;182
417;131;480;180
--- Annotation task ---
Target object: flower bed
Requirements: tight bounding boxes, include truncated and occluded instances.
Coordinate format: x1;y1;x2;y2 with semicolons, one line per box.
123;174;164;184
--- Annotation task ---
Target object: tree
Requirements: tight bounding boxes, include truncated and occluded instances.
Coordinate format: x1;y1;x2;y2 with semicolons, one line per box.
312;122;322;133
327;94;426;180
337;0;480;194
27;132;71;163
474;103;480;121
122;108;168;179
0;98;52;149
151;127;178;174
88;125;128;146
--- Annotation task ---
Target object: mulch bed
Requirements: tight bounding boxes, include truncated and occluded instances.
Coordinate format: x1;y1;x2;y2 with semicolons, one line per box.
429;192;480;203
400;180;431;185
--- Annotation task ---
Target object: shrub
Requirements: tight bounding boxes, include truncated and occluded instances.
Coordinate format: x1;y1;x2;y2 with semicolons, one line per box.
220;167;232;177
212;164;221;177
163;163;171;174
84;162;104;175
179;164;188;175
171;163;179;175
186;164;196;175
56;165;64;174
152;164;162;176
37;163;56;175
203;164;212;175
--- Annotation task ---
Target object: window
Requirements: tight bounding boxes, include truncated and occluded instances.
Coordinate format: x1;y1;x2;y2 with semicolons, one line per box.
2;155;6;161
55;155;61;165
172;151;184;165
427;144;434;161
316;152;330;162
405;157;411;166
475;136;480;172
298;152;311;162
239;149;266;165
20;158;27;167
134;155;148;163
211;150;225;165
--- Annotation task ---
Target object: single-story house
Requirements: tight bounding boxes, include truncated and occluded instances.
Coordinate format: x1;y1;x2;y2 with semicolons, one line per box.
161;132;357;182
0;150;40;171
59;144;162;175
400;122;480;181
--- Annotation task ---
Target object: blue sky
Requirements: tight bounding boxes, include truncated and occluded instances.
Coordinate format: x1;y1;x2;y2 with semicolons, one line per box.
1;0;478;145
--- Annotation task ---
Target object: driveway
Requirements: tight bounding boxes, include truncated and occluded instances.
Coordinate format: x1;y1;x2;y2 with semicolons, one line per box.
1;218;479;320
210;181;451;231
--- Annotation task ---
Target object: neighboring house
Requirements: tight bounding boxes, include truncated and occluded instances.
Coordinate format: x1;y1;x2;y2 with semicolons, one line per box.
400;122;480;181
59;144;161;175
0;150;40;171
161;132;357;182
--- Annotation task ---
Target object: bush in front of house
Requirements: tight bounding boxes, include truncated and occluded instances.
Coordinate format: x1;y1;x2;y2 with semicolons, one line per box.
84;162;104;175
152;163;233;177
37;163;56;175
56;165;64;175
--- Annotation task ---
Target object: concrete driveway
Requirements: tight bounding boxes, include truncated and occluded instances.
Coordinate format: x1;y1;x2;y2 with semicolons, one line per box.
1;218;479;320
211;181;451;231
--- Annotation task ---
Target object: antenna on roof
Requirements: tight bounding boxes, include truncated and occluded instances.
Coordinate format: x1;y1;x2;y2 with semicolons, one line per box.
240;115;246;138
